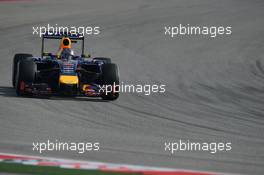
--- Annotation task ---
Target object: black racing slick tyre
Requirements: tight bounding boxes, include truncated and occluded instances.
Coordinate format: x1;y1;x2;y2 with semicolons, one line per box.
101;63;119;100
16;59;36;96
12;53;33;87
93;57;112;64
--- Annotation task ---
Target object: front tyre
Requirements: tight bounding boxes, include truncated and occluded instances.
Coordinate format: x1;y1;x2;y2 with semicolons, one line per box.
101;63;119;100
12;53;33;87
16;59;36;96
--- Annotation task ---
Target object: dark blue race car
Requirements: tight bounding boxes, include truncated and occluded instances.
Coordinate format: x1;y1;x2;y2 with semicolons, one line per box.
12;32;119;100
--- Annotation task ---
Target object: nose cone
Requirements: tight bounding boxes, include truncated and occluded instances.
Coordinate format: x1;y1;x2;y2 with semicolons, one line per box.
59;75;79;84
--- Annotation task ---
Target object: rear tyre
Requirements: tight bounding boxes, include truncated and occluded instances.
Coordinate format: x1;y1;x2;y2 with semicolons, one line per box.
93;57;111;64
101;63;119;100
12;53;33;87
16;59;36;96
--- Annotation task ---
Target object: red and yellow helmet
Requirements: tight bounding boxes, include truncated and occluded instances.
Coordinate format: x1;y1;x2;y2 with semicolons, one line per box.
60;37;72;49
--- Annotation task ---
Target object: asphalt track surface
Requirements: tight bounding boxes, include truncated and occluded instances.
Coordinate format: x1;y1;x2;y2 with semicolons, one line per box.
0;0;264;174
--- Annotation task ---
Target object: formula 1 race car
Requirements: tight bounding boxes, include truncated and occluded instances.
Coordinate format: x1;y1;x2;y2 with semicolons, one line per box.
12;32;119;100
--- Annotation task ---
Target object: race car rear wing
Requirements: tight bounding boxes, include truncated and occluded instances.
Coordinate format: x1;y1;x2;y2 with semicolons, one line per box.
42;31;84;39
41;31;85;57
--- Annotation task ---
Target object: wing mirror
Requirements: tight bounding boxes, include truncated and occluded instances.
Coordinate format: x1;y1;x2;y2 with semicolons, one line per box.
82;54;91;58
43;52;52;56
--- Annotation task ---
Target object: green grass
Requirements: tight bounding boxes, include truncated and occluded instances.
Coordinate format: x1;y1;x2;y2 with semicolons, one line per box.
0;162;141;175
